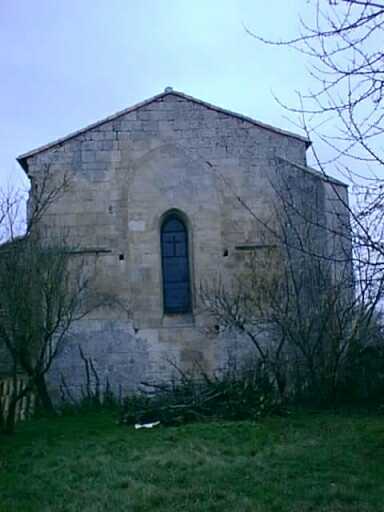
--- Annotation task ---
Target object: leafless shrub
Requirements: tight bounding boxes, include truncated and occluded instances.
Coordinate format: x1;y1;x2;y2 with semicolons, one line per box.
0;166;117;433
201;162;382;404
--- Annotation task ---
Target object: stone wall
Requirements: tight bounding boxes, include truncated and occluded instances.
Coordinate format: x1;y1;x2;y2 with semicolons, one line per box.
20;92;348;400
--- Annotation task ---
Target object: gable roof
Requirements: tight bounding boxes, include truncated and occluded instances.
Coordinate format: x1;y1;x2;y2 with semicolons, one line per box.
17;89;311;172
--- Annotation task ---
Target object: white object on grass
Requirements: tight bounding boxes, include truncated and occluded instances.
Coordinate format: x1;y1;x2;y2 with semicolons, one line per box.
134;421;160;429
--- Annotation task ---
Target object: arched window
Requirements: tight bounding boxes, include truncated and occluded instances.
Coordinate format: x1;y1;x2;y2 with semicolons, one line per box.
161;214;191;314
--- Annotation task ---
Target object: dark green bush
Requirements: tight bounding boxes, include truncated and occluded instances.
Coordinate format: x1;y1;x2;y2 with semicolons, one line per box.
337;342;384;405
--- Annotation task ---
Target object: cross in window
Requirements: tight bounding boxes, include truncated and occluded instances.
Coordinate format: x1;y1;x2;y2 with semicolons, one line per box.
165;235;183;257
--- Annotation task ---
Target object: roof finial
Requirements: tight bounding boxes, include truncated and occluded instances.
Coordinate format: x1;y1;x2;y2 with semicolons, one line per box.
164;86;173;93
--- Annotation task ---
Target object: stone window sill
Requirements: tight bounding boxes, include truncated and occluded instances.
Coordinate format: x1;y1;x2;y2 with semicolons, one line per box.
161;313;194;328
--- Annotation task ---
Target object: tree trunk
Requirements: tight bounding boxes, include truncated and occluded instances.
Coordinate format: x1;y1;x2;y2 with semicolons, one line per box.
35;375;55;414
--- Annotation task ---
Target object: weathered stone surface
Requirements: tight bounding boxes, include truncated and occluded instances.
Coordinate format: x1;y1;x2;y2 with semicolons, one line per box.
17;91;349;400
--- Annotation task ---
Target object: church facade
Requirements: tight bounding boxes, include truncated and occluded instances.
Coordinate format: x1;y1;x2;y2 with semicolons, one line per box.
17;89;349;399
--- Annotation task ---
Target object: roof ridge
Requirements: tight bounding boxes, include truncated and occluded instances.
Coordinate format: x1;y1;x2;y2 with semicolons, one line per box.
17;90;311;170
277;156;348;188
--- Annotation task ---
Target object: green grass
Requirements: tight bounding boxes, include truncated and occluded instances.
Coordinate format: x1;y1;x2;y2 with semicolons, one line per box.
1;410;384;511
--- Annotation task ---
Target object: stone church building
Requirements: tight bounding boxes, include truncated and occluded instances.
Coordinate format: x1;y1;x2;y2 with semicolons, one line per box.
16;88;349;399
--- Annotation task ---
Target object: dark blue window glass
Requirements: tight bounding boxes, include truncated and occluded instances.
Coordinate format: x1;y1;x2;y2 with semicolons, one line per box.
161;215;191;313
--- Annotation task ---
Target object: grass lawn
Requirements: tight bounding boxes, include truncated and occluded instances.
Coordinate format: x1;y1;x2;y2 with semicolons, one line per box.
1;410;384;511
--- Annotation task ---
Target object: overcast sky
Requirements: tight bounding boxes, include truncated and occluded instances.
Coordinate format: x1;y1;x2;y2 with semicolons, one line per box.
0;0;318;193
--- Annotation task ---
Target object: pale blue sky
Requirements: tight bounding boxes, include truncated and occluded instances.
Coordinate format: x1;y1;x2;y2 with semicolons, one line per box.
0;0;316;192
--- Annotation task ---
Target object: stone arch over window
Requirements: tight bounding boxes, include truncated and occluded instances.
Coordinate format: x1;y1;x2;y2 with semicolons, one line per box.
161;211;191;314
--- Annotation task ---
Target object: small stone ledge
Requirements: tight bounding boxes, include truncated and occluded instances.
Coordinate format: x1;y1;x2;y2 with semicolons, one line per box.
161;313;195;328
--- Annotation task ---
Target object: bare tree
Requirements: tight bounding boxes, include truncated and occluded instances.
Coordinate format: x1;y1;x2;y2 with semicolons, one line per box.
201;241;379;404
0;166;113;433
0;236;98;431
248;0;384;285
0;186;22;245
203;1;384;398
201;166;382;404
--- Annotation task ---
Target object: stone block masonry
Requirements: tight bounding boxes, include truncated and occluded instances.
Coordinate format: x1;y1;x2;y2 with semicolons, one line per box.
16;90;349;401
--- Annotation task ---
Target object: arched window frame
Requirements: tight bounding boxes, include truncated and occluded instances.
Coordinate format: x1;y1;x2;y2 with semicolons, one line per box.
160;211;192;315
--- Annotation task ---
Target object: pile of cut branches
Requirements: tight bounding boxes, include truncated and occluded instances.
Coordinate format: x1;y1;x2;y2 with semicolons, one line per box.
120;365;283;426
